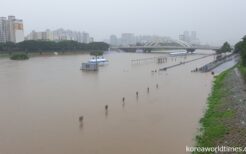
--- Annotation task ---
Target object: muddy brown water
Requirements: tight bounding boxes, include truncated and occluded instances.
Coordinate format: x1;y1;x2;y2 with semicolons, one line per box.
0;51;214;154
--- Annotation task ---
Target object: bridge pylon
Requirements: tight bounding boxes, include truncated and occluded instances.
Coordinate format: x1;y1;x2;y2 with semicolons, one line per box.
186;48;196;53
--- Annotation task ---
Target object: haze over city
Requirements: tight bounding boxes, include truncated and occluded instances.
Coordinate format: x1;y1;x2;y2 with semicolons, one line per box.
1;0;246;45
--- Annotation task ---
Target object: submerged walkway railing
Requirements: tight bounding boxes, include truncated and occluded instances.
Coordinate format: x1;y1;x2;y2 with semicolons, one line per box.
131;56;167;64
195;54;240;72
159;55;213;71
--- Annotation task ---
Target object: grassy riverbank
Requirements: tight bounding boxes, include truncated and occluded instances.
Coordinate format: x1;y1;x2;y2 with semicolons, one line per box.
195;66;246;153
196;70;232;147
239;64;246;80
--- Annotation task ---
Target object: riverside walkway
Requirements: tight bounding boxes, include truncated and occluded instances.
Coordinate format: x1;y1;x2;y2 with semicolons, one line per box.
196;54;240;73
159;54;213;71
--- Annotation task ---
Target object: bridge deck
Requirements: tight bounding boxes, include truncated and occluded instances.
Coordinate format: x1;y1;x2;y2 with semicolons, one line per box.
111;46;219;51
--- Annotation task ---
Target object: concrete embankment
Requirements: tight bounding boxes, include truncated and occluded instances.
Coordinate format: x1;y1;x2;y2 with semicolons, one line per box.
195;67;246;151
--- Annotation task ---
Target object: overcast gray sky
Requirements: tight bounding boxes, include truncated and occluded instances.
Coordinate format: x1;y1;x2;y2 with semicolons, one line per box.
1;0;246;45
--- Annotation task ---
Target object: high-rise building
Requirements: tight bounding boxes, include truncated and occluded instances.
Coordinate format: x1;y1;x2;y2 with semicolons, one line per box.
25;31;43;40
82;32;90;43
7;16;24;43
110;35;118;46
190;31;197;41
44;29;53;40
121;33;135;46
179;31;199;45
0;16;24;43
0;17;7;43
183;31;190;42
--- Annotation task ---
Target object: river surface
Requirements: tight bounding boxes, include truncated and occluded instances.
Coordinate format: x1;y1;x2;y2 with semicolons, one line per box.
0;51;214;154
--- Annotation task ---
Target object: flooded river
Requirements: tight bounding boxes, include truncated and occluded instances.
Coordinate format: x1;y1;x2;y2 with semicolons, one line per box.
0;51;214;154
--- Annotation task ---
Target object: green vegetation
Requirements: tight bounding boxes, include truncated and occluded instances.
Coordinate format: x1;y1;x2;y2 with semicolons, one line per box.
234;35;246;79
234;35;246;66
216;42;232;54
234;41;243;54
0;53;9;58
10;53;29;60
0;40;109;54
90;51;103;57
195;70;233;149
239;63;246;80
194;36;246;153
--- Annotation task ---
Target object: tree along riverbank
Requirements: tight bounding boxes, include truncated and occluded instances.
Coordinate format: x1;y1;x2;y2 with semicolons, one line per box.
0;40;109;54
195;66;246;153
0;40;109;59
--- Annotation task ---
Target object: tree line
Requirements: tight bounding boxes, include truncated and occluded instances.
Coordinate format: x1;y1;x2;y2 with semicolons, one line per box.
0;40;109;53
217;42;232;54
234;36;246;66
218;37;246;67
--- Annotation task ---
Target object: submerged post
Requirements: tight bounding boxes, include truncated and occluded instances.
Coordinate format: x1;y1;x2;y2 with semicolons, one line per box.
105;105;108;110
79;116;84;123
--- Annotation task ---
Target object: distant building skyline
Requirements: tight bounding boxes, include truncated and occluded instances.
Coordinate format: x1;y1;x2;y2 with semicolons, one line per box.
109;33;178;46
179;31;200;45
0;16;222;47
2;0;246;46
25;28;94;43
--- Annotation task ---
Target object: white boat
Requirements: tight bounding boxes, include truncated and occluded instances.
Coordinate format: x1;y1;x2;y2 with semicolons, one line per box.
88;57;109;65
136;49;144;53
169;51;188;56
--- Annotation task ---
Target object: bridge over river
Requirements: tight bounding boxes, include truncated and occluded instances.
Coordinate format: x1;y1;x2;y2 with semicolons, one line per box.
110;40;219;53
110;46;219;53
